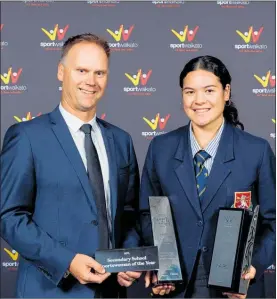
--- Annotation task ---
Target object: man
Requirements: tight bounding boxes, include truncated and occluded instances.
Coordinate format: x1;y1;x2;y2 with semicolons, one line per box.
1;33;140;298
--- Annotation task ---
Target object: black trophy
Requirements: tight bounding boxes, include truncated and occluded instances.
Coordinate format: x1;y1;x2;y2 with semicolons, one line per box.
208;205;259;295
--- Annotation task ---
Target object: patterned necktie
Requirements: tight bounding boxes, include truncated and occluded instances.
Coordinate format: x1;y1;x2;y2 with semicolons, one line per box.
194;150;211;199
80;124;109;249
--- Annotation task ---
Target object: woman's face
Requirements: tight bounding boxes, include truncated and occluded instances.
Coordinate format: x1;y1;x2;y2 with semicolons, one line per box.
182;69;230;130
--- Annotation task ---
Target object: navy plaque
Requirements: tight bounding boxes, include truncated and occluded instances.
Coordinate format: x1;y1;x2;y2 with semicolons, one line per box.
95;246;159;273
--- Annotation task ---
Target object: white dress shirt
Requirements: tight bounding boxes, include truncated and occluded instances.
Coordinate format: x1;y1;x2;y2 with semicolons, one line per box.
59;104;112;245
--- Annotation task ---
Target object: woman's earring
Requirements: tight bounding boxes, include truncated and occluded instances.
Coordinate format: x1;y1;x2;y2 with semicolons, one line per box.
225;99;231;107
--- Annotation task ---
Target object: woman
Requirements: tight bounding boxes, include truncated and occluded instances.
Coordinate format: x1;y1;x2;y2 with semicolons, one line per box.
140;56;275;298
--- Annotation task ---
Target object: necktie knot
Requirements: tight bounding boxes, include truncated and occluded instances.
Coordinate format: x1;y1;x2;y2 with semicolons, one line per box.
194;150;210;166
80;124;92;135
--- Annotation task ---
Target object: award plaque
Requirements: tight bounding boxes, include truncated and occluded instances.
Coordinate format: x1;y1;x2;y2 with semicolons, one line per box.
149;196;183;284
95;246;159;273
208;205;259;295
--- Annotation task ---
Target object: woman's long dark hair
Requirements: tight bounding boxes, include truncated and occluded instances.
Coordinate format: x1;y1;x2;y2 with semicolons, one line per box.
179;55;244;130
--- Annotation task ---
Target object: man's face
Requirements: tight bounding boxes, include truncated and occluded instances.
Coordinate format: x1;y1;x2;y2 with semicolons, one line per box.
57;42;109;114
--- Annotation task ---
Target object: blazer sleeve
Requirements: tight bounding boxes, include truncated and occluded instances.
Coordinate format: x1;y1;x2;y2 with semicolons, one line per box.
139;139;163;246
121;134;141;248
0;124;76;286
252;140;276;280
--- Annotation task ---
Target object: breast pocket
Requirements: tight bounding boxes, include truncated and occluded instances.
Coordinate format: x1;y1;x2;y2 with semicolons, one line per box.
226;185;255;209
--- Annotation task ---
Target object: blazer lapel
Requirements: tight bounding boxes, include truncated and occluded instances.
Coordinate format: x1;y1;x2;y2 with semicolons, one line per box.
201;123;235;213
174;126;202;219
97;119;118;224
49;107;97;214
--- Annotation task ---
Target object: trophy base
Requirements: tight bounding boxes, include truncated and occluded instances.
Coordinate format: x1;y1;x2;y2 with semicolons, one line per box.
153;280;183;287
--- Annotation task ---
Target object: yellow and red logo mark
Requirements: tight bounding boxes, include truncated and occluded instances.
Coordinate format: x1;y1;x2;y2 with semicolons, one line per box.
2;248;19;270
4;248;19;261
236;26;263;43
0;24;4;31
125;69;152;86
252;70;275;96
1;67;22;85
143;113;170;130
41;24;69;41
14;112;42;122
142;113;170;139
254;70;275;88
272;119;276;124
107;24;134;42
100;113;106;120
171;25;199;42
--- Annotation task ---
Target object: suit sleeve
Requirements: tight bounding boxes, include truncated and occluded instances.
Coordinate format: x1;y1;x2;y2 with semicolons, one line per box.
139;139;163;246
251;140;276;280
0;124;76;286
121;135;141;248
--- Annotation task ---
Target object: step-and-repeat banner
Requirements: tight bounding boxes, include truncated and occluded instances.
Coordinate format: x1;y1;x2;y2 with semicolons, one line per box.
1;1;276;298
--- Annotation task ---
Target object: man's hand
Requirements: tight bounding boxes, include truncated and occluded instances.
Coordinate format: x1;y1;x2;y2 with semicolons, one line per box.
117;271;142;287
145;271;175;296
69;253;111;285
223;266;256;299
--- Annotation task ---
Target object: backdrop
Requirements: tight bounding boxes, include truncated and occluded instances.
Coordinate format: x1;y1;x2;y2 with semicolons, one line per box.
0;1;276;297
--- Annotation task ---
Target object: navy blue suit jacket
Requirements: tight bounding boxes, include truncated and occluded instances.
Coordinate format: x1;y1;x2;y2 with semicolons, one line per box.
1;107;140;298
140;122;275;297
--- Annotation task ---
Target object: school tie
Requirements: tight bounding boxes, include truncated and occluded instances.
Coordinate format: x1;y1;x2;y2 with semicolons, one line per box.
194;150;211;199
80;124;109;249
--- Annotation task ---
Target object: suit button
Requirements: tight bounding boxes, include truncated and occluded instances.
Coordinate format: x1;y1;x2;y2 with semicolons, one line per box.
197;220;203;227
91;220;98;226
202;246;208;252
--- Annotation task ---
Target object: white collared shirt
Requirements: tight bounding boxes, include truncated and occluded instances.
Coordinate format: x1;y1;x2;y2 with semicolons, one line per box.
59;103;112;245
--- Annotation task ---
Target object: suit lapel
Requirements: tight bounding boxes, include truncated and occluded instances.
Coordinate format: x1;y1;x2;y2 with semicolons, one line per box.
97;119;118;223
49;107;97;215
201;123;235;213
174;126;202;219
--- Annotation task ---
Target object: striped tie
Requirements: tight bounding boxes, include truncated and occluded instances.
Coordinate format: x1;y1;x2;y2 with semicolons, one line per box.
194;150;211;199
